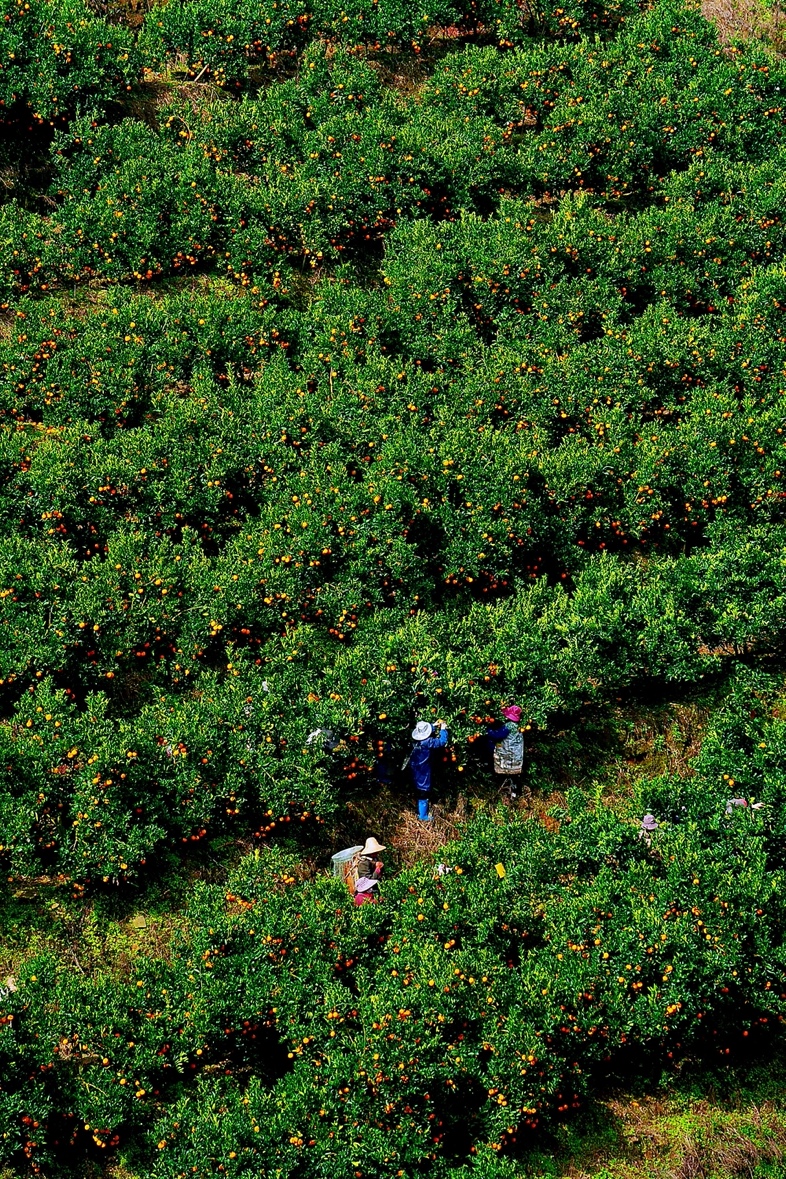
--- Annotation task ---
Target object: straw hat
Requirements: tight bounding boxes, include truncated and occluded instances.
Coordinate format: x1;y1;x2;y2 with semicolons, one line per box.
355;877;378;894
361;837;386;856
501;704;522;723
412;721;433;741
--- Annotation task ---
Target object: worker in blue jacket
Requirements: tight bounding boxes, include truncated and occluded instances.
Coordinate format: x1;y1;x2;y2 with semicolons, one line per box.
410;719;448;821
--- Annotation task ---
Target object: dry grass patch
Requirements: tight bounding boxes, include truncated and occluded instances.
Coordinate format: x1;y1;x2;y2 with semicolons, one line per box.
339;784;477;869
700;0;785;51
563;1094;786;1179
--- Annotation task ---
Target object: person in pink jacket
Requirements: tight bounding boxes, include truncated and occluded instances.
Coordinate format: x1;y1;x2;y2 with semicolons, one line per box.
353;877;379;906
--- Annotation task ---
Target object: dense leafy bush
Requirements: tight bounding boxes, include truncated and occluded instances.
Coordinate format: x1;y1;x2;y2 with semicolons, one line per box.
0;172;785;878
0;513;785;879
139;0;647;86
2;792;786;1174
2;0;786;1170
0;0;140;122
4;11;784;297
0;34;784;871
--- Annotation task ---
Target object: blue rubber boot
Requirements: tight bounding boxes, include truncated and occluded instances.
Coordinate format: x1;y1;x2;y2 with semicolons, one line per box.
417;796;433;822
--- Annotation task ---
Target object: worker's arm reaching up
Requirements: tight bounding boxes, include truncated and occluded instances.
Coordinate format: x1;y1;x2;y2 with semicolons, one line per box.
423;721;448;749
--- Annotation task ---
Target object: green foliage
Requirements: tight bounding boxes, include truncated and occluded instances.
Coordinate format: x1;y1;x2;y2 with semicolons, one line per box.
2;800;786;1173
2;0;786;1170
139;0;646;87
4;13;785;296
1;59;786;872
0;0;140;122
1;257;786;876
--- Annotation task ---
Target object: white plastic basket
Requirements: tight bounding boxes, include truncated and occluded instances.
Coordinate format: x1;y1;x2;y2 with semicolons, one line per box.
331;845;363;886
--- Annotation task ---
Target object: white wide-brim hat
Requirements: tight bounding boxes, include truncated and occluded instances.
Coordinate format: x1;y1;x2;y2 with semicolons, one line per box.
361;837;386;856
412;721;433;741
355;877;378;894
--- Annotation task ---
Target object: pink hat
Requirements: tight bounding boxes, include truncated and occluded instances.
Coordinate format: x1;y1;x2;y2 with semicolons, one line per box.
501;705;522;723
